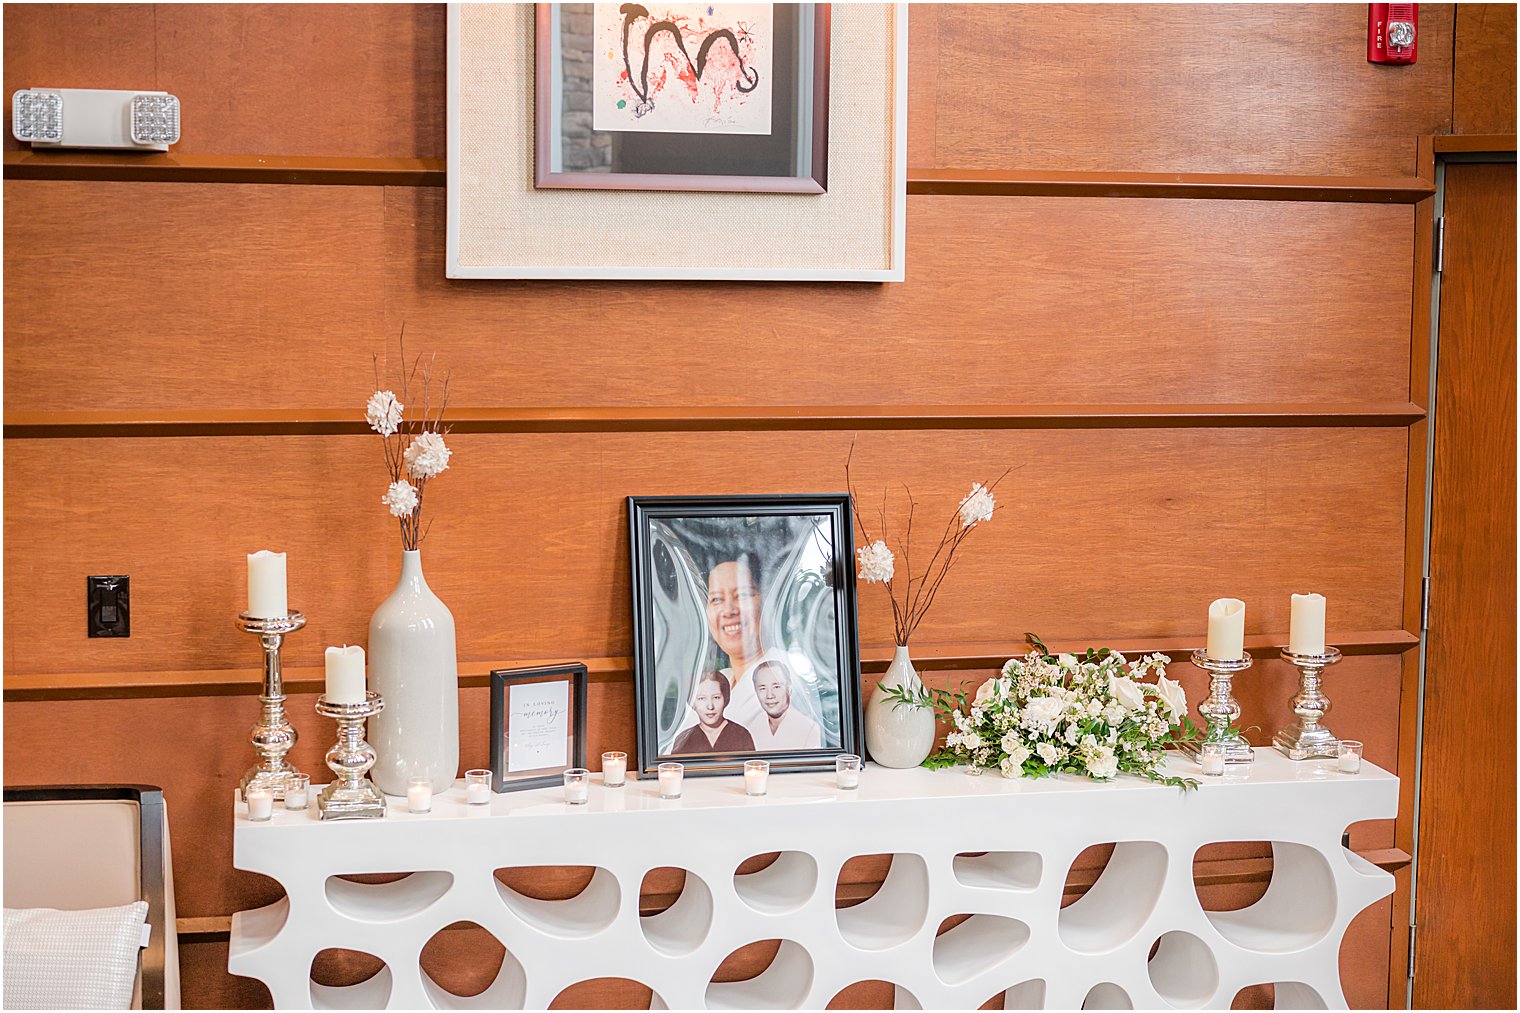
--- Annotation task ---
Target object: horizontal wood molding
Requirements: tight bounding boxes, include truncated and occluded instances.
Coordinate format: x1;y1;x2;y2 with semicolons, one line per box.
2;403;1427;439
1433;134;1519;153
3;631;1420;702
909;168;1435;203
3;152;1437;202
172;846;1413;942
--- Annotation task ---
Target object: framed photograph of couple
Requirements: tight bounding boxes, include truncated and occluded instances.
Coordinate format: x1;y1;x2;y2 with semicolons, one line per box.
628;494;862;777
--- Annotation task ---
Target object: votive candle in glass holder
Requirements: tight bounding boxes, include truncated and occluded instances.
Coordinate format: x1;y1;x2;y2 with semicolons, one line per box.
1337;740;1364;774
743;759;769;797
407;777;433;814
564;768;590;805
658;762;683;799
602;751;628;787
465;769;493;805
246;786;274;822
283;774;310;811
836;754;862;790
1199;742;1227;777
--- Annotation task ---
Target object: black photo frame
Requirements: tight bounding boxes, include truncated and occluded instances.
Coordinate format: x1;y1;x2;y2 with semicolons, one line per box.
489;663;588;793
628;494;861;778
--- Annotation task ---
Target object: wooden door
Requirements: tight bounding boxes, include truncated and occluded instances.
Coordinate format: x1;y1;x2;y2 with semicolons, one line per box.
1414;159;1517;1009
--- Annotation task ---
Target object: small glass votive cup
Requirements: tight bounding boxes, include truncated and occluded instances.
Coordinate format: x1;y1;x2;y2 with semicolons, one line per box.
465;769;493;805
283;774;310;811
1199;742;1227;776
407;776;433;814
245;787;274;822
564;768;590;805
658;762;684;799
602;751;628;787
835;754;862;790
743;759;769;797
1337;740;1364;774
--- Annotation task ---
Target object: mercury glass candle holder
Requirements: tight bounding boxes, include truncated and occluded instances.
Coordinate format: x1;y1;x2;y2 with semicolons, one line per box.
1274;646;1344;760
315;692;386;821
1178;649;1255;764
235;611;307;801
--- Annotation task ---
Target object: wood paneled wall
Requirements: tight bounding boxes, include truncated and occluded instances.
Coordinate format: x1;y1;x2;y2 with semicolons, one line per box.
3;3;1499;1008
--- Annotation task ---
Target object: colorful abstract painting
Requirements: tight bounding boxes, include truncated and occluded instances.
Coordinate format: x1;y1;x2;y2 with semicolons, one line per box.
592;3;774;135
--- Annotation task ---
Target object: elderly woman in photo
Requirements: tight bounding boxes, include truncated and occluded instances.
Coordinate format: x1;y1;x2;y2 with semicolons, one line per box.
747;659;822;750
670;669;756;754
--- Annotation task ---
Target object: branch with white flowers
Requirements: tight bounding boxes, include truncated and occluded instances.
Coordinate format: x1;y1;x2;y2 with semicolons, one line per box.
845;443;1011;646
368;335;452;550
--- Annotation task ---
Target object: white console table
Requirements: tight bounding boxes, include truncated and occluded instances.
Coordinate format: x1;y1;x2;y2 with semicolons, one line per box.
228;752;1395;1010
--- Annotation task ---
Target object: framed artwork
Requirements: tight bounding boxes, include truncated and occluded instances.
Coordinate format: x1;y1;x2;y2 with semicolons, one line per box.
447;3;907;281
534;3;830;193
627;494;861;777
489;664;588;792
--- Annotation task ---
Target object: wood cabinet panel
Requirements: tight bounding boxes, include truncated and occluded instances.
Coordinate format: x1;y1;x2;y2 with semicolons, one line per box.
3;181;1414;412
1454;3;1517;136
923;4;1452;176
3;427;1405;679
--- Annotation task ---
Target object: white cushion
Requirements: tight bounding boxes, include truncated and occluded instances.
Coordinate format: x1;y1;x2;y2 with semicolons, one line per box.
3;901;147;1010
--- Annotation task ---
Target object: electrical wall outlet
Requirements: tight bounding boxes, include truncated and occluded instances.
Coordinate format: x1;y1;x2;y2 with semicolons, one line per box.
88;575;129;637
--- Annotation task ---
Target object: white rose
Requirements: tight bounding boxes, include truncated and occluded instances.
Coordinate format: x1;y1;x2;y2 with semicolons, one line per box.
1020;697;1064;732
999;755;1025;779
999;732;1024;754
961;732;982;751
1087;746;1119;780
1157;675;1188;720
1109;674;1146;711
974;678;1001;706
1036;741;1061;765
1057;653;1078;669
1102;702;1127;726
1004;742;1031;767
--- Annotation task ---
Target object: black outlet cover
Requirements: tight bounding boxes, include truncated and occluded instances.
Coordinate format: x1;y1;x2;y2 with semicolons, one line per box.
88;575;129;638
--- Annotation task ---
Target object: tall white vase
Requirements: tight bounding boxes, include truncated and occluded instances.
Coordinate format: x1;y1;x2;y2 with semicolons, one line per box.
865;646;937;768
367;549;460;796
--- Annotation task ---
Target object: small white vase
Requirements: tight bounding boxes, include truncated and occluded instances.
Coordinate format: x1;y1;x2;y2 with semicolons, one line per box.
367;549;460;796
865;646;937;768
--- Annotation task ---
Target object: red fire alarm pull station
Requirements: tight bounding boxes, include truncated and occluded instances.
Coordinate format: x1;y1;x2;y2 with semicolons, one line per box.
1369;3;1418;64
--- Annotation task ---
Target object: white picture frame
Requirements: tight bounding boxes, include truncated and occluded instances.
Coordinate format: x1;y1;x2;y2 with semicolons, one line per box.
447;2;907;282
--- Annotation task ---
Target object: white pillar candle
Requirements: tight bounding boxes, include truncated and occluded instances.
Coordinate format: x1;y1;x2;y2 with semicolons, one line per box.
246;787;273;821
1289;592;1327;655
324;645;366;704
1206;598;1246;660
601;752;627;787
246;550;287;618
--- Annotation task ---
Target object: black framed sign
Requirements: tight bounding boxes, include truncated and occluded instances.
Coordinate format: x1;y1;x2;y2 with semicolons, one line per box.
489;664;588;792
628;494;861;777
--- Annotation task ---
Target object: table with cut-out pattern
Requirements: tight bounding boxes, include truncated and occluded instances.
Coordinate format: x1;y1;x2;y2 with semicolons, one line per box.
228;751;1395;1010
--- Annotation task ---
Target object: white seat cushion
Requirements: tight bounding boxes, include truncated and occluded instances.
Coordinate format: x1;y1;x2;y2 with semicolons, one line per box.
3;901;148;1010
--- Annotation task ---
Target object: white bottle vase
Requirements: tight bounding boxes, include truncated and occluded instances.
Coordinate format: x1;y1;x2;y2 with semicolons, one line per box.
865;645;937;768
367;549;460;796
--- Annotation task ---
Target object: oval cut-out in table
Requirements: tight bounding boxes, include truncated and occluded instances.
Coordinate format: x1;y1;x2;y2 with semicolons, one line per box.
733;851;818;915
324;871;453;922
1080;982;1133;1010
990;979;1046;1009
953;851;1042;891
309;949;392;1011
706;939;813;1010
837;853;930;950
418;921;521;1006
825;980;921;1010
1059;841;1167;953
495;865;619;937
1146;930;1219;1008
1204;841;1337;952
548;977;663;1010
931;914;1031;985
640;867;713;956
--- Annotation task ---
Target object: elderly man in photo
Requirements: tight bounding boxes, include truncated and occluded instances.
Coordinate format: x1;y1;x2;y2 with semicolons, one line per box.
748;659;822;750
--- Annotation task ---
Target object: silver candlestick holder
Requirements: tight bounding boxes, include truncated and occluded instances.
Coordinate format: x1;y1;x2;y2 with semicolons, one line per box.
236;611;307;801
1178;649;1255;765
316;691;387;820
1273;646;1343;759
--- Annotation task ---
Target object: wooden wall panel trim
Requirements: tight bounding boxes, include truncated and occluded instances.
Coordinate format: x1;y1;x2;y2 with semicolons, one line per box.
2;428;1410;679
2;151;1438;203
1434;133;1519;153
3;182;1417;412
2;630;1420;702
2;402;1428;439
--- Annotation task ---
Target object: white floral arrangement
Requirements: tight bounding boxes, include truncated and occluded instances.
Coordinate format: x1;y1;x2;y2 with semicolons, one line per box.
886;635;1201;790
367;346;451;550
